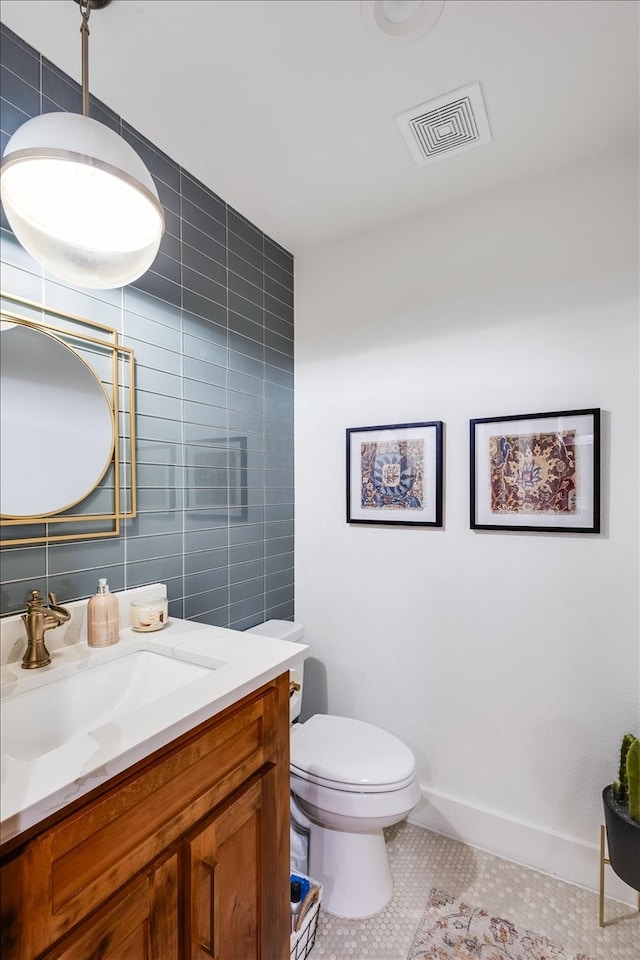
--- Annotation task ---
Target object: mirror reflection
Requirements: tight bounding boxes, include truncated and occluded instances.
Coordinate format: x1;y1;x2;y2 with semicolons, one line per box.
0;321;115;518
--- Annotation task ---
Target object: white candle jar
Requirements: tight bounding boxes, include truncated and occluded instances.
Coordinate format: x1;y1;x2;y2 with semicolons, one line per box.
130;596;168;632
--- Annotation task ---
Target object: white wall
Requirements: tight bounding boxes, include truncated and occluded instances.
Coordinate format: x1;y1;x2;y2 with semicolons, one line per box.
294;148;639;900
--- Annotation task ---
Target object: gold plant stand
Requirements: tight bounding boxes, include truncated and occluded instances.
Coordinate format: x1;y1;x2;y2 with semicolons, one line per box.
599;824;640;927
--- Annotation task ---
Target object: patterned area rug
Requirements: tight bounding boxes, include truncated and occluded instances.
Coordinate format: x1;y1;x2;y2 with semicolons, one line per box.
407;889;599;960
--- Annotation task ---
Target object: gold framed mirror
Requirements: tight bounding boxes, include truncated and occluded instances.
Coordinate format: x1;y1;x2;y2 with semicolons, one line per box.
0;292;136;545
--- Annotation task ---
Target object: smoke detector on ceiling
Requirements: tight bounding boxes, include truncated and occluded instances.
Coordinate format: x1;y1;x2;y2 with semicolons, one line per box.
361;0;446;43
396;82;492;166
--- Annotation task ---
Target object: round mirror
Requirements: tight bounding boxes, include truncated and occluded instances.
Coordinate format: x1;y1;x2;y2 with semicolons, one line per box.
0;322;115;517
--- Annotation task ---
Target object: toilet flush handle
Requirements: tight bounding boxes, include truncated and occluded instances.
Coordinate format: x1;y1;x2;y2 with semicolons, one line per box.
290;680;301;697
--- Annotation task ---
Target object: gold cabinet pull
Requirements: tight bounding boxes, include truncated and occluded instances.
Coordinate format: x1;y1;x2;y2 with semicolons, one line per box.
289;680;301;697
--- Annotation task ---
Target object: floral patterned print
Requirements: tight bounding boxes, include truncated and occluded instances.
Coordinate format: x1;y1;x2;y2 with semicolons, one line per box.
408;890;599;960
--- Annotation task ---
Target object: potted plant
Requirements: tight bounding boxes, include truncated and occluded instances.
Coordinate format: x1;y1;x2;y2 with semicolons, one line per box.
602;733;640;893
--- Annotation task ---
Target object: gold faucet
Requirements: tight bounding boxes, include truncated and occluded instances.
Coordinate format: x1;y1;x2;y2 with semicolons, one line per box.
21;590;71;669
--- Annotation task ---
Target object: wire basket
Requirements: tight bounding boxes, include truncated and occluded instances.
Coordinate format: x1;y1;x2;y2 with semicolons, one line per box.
290;873;322;960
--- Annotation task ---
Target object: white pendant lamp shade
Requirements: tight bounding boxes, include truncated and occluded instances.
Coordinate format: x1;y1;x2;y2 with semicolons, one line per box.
1;111;164;289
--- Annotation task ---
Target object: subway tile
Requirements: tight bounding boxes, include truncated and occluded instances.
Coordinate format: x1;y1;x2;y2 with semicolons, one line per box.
264;434;294;457
131;267;181;308
264;379;293;405
136;414;183;444
134;366;182;400
265;552;294;575
182;221;226;268
182;197;226;246
229;390;263;417
150;248;181;285
263;253;294;288
264;236;294;275
229;541;265;565
228;251;263;290
185;547;229;575
184;418;228;446
135;439;182;467
127;555;183;587
229;350;264;380
124;286;182;326
184;528;228;553
266;519;294;540
266;568;294;592
155;178;181;218
125;309;183;353
124;509;184;538
0;546;46;583
265;598;294;622
265;327;294;357
228;309;263;344
185;568;229;596
0;261;42;301
184;487;229;511
126;533;183;563
266;584;294;609
228;329;264;362
228;208;262;252
229;409;264;435
229;594;265;624
264;416;293;439
42;59;81;112
182;241;227;287
265;309;294;341
0;97;32;139
184;587;229;619
265;503;294;523
265;535;295;557
183;265;227;309
229;370;264;400
229;271;262;309
183;353;228;388
137;487;183;512
183;508;230;532
265;398;293;424
229;229;263;272
183;331;227;366
181;172;226;226
183;379;228;409
1;27;40;90
159;230;181;263
128;336;182;375
229;559;265;584
136;389;183;422
182;310;227;346
183;287;227;326
229;523;265;546
228;290;262;326
230;577;264;604
265;274;294;309
265;292;293;325
48;538;125;575
136;461;182;488
1;64;39;116
184;444;228;468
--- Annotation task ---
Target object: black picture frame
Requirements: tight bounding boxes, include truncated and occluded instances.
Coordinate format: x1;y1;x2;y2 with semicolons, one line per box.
346;421;443;527
470;408;601;533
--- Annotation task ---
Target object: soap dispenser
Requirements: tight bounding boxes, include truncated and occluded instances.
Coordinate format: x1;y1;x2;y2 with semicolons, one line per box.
87;578;120;647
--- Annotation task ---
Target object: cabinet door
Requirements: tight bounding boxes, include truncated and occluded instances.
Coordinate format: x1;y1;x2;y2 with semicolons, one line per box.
187;774;281;960
39;850;179;960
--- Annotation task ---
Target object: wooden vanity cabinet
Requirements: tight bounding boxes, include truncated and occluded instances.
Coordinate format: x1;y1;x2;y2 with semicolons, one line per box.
0;673;291;960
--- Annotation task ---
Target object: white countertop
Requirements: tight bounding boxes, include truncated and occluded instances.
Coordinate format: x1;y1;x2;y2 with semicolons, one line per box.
0;608;308;846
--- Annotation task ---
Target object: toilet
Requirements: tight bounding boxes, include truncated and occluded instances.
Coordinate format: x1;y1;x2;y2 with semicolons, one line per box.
245;620;420;919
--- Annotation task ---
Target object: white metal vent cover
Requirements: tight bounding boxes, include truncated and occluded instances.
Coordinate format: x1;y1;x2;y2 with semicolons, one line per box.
396;82;492;166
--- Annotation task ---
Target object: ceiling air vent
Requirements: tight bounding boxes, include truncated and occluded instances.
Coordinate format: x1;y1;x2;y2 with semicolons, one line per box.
396;81;492;167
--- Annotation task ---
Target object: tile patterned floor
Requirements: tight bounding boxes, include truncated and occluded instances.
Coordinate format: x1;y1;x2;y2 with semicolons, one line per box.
311;822;639;960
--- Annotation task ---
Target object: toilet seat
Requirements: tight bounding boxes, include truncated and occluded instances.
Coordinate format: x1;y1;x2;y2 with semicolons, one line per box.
290;714;416;793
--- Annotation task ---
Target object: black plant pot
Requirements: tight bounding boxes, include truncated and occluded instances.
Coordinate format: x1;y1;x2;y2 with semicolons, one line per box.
602;784;640;892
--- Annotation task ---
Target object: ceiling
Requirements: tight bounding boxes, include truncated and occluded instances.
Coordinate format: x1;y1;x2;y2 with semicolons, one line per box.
1;0;638;255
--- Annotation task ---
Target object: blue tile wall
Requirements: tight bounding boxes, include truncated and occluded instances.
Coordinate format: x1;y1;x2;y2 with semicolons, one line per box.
0;23;294;628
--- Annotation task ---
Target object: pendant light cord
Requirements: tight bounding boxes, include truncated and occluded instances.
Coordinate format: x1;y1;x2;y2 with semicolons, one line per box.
79;1;91;117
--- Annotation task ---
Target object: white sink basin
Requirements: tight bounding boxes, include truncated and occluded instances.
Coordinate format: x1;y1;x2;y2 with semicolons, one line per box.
1;650;214;761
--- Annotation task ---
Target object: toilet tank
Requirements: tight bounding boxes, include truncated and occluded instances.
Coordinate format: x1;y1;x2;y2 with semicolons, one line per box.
244;620;305;722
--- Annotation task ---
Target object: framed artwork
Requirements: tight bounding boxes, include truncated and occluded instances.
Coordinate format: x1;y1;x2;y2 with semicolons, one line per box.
470;408;600;533
346;421;443;526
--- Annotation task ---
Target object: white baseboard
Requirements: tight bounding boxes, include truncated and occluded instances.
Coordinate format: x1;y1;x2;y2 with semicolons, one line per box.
409;785;637;908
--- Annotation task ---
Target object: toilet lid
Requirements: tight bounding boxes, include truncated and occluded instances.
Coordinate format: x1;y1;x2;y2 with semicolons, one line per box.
290;714;416;791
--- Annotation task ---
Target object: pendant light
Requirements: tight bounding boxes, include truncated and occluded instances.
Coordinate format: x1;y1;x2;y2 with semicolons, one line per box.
0;0;164;290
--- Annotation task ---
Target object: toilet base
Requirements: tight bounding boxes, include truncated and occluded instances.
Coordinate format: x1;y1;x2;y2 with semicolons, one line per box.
307;821;393;919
